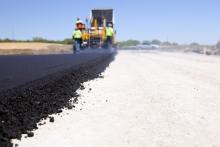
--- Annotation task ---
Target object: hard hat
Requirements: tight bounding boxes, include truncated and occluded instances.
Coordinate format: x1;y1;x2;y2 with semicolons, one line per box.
76;18;83;24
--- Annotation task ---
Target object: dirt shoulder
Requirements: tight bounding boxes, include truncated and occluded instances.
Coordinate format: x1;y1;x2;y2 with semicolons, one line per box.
0;42;72;55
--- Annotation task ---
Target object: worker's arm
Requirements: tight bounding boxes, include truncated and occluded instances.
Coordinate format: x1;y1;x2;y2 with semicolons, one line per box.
111;28;115;37
111;28;115;44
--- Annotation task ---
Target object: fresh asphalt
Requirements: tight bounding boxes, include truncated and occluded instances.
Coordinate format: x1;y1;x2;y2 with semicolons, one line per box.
0;49;115;92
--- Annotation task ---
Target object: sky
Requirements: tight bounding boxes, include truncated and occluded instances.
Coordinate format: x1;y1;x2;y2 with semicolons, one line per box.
0;0;219;44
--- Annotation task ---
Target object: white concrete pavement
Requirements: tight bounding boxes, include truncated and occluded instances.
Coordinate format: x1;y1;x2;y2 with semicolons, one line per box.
14;50;220;147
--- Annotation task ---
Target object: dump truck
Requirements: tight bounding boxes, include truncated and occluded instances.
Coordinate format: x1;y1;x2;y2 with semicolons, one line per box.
76;9;115;49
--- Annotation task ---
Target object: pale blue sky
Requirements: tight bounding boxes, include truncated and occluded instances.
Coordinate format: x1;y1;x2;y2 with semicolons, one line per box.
0;0;219;44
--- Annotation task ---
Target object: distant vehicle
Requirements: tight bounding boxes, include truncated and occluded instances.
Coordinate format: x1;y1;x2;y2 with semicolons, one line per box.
136;43;160;49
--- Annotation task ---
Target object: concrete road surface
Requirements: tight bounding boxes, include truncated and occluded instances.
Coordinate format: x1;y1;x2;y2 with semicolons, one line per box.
14;50;220;147
0;49;113;92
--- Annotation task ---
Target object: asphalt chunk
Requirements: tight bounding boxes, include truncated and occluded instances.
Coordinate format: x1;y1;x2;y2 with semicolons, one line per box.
27;132;34;138
49;117;54;123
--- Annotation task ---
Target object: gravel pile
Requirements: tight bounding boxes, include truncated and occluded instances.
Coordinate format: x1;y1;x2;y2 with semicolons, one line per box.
0;53;115;147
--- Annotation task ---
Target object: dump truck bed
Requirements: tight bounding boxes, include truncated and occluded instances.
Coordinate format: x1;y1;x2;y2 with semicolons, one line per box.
91;9;113;27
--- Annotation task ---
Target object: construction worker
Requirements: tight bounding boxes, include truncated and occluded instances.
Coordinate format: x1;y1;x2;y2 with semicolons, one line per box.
75;18;84;49
72;28;82;52
105;23;114;48
76;18;83;30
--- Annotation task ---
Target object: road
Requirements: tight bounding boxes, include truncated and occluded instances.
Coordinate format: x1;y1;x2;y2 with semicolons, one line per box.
0;49;114;92
14;50;220;147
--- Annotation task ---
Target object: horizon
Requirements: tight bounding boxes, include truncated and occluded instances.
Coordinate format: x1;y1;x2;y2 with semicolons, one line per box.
0;38;217;46
0;0;219;45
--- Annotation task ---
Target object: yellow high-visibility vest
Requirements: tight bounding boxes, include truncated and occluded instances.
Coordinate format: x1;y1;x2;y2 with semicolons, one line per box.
73;30;82;39
106;27;114;37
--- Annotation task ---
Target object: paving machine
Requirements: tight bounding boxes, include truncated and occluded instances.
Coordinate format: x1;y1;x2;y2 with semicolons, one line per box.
76;9;115;49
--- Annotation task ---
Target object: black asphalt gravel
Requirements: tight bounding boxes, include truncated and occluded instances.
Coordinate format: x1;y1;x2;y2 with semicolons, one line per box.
0;49;115;92
0;49;116;147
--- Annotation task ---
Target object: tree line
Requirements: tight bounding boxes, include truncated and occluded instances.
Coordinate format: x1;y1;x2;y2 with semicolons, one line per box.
1;37;220;50
116;39;220;49
116;39;180;48
0;37;73;45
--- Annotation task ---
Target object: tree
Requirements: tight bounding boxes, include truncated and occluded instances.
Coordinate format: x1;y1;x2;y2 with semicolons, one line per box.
62;38;73;44
32;37;48;42
142;40;151;45
117;40;140;48
151;39;161;45
162;41;172;46
216;40;220;49
126;40;140;46
3;38;12;42
190;42;200;47
172;42;179;46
